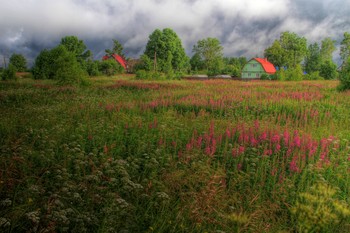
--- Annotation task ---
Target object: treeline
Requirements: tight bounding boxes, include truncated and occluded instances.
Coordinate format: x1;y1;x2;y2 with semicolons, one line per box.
1;29;350;89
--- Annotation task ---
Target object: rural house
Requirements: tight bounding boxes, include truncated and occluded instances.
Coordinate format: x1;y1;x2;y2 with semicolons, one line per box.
241;58;276;79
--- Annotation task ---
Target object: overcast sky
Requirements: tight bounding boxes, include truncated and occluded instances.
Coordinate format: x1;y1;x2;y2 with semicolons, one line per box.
1;0;350;66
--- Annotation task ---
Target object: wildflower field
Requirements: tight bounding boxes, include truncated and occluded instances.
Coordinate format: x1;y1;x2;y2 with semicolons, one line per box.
1;77;350;232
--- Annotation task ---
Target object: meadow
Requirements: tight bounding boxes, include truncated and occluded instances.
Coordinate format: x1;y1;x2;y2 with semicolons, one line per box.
1;76;350;232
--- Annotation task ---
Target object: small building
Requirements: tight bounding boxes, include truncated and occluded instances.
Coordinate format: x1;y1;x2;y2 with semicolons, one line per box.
241;58;276;79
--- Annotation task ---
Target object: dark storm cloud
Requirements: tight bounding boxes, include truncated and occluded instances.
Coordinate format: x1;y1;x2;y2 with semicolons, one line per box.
1;0;350;67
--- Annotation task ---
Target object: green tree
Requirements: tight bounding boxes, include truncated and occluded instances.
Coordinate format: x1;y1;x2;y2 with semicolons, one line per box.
264;40;287;68
1;64;17;80
338;56;350;91
105;39;124;57
279;31;307;67
32;46;67;79
144;28;189;72
320;60;337;80
54;47;88;85
60;35;92;65
99;59;124;76
9;53;27;72
33;45;88;85
190;53;205;73
192;37;223;75
340;32;350;64
320;37;336;62
304;43;321;74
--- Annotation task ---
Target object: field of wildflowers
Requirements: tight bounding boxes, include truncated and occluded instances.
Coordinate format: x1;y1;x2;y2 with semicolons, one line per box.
1;77;350;232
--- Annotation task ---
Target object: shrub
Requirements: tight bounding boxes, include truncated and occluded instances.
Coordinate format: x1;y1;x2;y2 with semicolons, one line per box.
53;48;89;85
99;59;124;76
338;57;350;91
285;65;304;81
320;60;338;80
1;64;17;81
86;60;101;76
9;53;27;72
304;71;323;80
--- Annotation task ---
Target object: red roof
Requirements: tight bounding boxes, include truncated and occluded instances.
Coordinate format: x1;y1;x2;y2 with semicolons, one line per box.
254;58;276;74
102;54;127;69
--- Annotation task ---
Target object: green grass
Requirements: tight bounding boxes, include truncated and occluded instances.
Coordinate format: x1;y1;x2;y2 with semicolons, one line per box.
1;77;350;232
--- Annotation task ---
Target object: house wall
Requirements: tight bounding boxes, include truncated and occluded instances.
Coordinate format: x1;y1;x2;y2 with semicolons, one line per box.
241;60;266;79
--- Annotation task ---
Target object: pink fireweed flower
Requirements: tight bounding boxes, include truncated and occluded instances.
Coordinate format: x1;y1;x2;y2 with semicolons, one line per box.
250;137;258;146
293;135;301;148
289;157;300;173
260;132;267;141
238;146;245;154
283;130;290;146
237;163;242;171
271;134;280;144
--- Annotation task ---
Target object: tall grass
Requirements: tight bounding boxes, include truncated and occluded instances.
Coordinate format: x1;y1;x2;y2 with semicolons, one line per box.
1;78;349;232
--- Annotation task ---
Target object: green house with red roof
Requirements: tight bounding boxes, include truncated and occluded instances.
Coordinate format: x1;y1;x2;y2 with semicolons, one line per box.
241;58;276;79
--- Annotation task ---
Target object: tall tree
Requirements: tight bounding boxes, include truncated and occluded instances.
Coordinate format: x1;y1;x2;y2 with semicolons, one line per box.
264;40;287;68
279;31;307;67
304;43;321;74
60;35;91;64
340;32;350;64
144;28;189;72
192;37;223;74
9;53;27;72
105;39;124;57
320;37;336;62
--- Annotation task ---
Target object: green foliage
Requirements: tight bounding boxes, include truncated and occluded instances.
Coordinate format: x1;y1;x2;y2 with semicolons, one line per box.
135;70;167;80
305;43;321;74
320;38;336;62
192;37;224;75
338;57;350;91
320;60;338;80
265;31;307;68
32;45;88;85
285;65;304;81
340;32;350;63
1;64;17;81
54;48;88;85
264;40;287;68
105;39;124;57
86;60;101;76
32;49;56;79
60;35;91;62
260;73;271;80
99;59;124;76
9;53;27;72
190;53;205;72
291;182;350;232
133;55;153;72
144;28;189;72
304;71;323;80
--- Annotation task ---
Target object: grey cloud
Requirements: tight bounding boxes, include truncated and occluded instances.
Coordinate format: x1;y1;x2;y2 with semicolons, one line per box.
1;0;350;67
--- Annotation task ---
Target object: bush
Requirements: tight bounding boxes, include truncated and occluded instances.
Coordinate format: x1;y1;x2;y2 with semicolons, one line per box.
1;64;17;81
320;60;338;80
99;59;124;76
9;53;27;72
338;57;350;91
285;65;304;81
86;60;101;76
135;70;167;80
54;49;89;86
304;71;323;80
